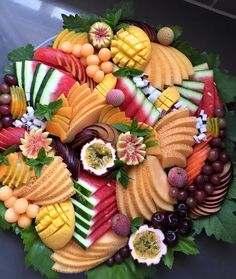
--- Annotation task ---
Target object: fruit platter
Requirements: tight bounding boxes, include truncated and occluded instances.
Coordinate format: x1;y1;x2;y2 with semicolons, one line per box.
0;1;236;278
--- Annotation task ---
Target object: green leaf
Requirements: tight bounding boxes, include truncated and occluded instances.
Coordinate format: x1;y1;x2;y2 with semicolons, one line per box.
35;165;43;177
114;160;126;167
8;44;34;62
0;201;11;230
193;198;236;244
225;111;236;141
87;256;156;279
3;145;17;156
131;217;144;233
62;13;100;32
113;68;143;78
224;138;235;155
4;63;15;75
21;226;59;279
48;99;63;111
41;157;54;164
145;140;158;148
26;159;40;167
214;68;236;104
37;147;46;160
114;23;129;32
34;99;63;121
163;236;199;269
173;40;199;61
116;168;131;189
130;118;138;131
228;180;236;200
112;123;131;133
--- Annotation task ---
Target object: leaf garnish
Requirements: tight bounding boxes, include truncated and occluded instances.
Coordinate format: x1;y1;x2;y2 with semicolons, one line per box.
0;145;17;166
26;148;54;176
34;99;63;121
131;217;144;233
8;44;34;62
113;68;143;77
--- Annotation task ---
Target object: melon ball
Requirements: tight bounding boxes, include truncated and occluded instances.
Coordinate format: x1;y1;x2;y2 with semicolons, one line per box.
93;70;105;83
86;65;100;78
4;196;17;209
86;54;100;66
61;41;73;53
26;204;40;219
106;89;125;107
5;208;19;223
81;43;94;57
98;48;111;62
157;27;174;46
112;213;131;237
0;186;13;201
18;214;32;229
72;44;82;57
13;198;29;214
100;61;114;73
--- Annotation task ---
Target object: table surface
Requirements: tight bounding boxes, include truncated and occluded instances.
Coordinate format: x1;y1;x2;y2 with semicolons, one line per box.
0;0;236;278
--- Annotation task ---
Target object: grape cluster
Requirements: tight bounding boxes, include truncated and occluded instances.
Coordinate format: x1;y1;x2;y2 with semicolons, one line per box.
151;203;192;246
106;245;131;266
0;74;17;130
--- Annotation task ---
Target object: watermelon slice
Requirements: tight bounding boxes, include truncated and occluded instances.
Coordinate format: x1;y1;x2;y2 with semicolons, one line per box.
116;77;137;110
0;127;25;151
125;89;145;118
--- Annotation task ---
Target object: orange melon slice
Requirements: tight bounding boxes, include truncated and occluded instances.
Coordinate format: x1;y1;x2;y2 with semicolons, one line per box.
52;29;69;49
161;150;187;168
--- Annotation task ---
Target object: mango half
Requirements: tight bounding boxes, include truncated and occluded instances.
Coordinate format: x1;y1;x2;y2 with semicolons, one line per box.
35;200;75;250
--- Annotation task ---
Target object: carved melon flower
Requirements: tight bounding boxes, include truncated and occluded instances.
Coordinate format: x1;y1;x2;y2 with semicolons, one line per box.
128;225;167;266
20;129;52;159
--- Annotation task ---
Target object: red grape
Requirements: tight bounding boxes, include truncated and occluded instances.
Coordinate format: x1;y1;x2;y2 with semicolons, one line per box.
188;184;197;193
165;230;178;246
212;161;224;173
210;137;222;148
0;94;11;105
204;183;215;194
194;175;205;185
215;108;225;118
114;253;123;264
169;187;179;199
219;152;229;164
106;257;114;266
0;105;11;115
195;190;206;203
167;213;179;230
4;74;17;86
210;174;221;186
151;212;167;229
178;190;188;201
0;83;10;94
120;246;130;258
186;197;197;208
207;149;219;162
219;130;225;138
219;118;227;129
202;164;213;175
1;115;13;128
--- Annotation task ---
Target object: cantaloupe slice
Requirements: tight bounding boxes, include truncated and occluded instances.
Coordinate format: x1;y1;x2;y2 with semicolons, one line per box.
8;156;21;188
167;46;189;80
67;82;85;104
146;156;175;205
46;121;67;141
104;111;126;125
154;108;189;131
56;107;72;119
101;107;122;124
160;134;195;147
169;46;195;76
159;117;197;133
160;127;198;138
52;29;69;49
66;104;106;142
53;114;70;125
98;105;114;123
70;88;92;110
161;144;193;158
2;153;17;186
155;43;182;85
152;43;172;86
71;97;106;124
161;150;187;168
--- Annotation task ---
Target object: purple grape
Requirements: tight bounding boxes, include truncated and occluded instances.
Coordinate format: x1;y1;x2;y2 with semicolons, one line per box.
194;175;205;185
219;118;227;129
0;94;11;105
120;246;130;258
114;253;123;264
188;184;197;193
212;161;224;173
210;137;222;148
178;190;188;201
1;115;13;128
176;203;188;218
204;183;215;194
207;149;219;162
169;187;179;199
178;218;192;236
0;83;10;94
195;190;206;203
210;174;221;186
219;152;229;164
202;164;213;175
106;257;114;266
215;108;225;118
0;104;11;115
186;197;197;209
219;130;225;138
4;74;17;86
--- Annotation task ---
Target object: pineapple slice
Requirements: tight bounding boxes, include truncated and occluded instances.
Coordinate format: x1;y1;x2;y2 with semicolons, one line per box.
111;26;151;70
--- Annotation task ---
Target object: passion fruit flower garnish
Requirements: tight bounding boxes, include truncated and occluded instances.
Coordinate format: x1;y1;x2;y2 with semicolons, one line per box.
20;129;52;159
80;138;116;176
117;132;146;166
129;225;167;266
